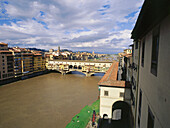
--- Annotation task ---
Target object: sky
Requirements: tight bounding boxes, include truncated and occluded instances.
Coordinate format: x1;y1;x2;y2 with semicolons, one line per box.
0;0;144;54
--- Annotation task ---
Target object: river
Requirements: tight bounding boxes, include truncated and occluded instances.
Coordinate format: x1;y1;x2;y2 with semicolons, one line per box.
0;72;103;128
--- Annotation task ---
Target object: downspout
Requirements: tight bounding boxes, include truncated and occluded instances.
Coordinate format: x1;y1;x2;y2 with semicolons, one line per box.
134;39;141;128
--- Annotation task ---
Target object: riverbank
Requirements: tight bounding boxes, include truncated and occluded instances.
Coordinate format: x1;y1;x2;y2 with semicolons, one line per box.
0;70;52;86
66;99;100;128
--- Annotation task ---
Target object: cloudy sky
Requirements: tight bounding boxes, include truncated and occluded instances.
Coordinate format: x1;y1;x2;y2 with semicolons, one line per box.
0;0;144;54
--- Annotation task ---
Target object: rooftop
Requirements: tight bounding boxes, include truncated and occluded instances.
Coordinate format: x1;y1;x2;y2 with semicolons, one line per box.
98;61;131;88
0;42;8;46
33;53;42;56
131;0;170;39
0;50;12;53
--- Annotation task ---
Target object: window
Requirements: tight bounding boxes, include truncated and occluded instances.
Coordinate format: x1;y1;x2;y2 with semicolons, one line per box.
104;91;109;96
132;45;134;57
141;40;145;67
135;41;138;49
147;107;154;128
151;26;160;76
119;92;124;97
131;92;135;106
138;90;142;117
3;74;7;78
138;89;142;127
138;116;141;128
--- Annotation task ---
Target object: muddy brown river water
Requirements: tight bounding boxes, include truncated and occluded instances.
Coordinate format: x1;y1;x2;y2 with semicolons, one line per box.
0;72;102;128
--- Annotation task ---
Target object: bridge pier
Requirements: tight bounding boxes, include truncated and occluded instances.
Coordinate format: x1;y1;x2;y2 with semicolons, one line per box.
57;69;102;77
61;71;66;75
85;73;92;77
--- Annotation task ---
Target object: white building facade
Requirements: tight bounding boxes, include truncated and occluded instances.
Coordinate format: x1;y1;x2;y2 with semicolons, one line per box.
131;0;170;127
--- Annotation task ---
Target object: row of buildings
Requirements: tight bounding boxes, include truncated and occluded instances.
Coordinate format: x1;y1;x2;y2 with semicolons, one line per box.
45;47;106;61
0;43;107;83
98;0;170;128
0;43;46;82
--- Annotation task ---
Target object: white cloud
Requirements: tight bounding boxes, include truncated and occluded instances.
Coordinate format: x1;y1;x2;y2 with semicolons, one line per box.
0;0;144;53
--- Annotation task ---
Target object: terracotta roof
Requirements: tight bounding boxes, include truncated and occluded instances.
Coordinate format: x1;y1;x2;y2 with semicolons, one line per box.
0;42;8;46
21;53;33;55
0;50;11;53
13;51;21;53
34;53;42;56
98;61;130;88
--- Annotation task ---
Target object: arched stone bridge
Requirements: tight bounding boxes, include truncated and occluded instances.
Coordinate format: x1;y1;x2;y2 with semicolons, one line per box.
46;60;113;76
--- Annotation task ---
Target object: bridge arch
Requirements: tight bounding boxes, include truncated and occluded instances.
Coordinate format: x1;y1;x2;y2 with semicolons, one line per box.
78;65;82;69
69;65;73;69
112;101;131;120
69;71;86;76
103;114;108;119
73;65;77;69
91;72;105;76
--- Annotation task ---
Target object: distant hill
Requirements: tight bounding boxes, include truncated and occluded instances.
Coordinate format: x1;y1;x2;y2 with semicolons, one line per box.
26;48;48;52
60;49;73;52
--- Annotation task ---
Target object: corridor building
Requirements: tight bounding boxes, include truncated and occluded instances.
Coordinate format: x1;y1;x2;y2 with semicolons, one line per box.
131;0;170;127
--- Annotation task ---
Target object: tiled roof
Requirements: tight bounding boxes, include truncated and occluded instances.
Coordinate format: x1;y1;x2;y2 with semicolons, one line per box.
0;50;11;53
34;53;42;56
98;61;130;88
0;42;8;45
21;53;33;55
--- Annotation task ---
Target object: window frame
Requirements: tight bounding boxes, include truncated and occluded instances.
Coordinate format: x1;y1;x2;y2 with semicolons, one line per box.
119;92;124;97
138;89;142;127
104;90;109;96
135;41;138;49
147;106;155;128
151;26;160;76
141;39;145;67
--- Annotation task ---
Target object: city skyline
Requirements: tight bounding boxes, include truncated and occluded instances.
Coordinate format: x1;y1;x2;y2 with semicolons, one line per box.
0;0;144;54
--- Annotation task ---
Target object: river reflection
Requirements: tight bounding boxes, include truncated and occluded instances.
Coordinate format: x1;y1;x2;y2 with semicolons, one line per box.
0;72;103;128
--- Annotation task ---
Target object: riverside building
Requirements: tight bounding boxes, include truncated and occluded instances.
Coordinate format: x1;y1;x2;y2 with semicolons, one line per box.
12;47;33;76
33;53;46;72
0;43;14;81
9;49;22;77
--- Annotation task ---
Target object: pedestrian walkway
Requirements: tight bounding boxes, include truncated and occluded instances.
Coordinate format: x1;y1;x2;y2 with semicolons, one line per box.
86;115;100;128
66;100;100;128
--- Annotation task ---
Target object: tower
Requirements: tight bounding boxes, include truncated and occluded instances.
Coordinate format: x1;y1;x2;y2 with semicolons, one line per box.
58;46;60;52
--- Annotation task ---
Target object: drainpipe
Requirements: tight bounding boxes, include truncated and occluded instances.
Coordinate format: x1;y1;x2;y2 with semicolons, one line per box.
134;39;141;128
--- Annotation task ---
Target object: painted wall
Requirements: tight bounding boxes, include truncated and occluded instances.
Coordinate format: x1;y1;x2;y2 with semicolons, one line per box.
99;86;125;118
131;39;139;120
136;15;170;128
